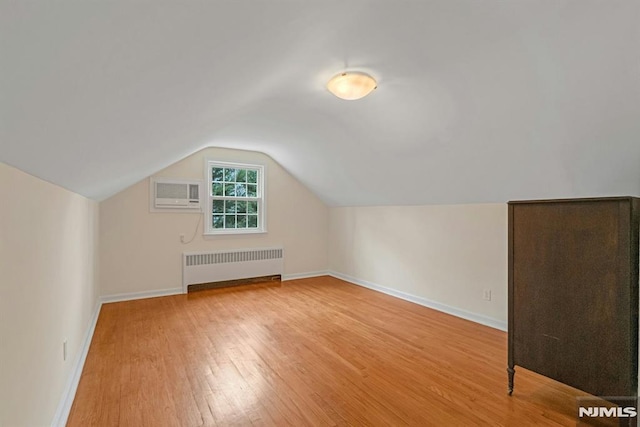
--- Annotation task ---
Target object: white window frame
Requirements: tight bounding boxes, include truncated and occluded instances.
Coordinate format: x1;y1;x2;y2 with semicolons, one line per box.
204;160;266;235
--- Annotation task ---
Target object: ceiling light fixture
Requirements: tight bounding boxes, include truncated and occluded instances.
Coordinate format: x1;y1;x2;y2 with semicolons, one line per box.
326;71;377;100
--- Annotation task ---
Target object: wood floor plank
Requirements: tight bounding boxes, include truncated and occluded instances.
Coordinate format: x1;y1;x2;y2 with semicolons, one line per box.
67;276;597;426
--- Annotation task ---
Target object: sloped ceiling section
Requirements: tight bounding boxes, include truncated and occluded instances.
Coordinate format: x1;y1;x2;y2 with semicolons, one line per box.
1;1;639;205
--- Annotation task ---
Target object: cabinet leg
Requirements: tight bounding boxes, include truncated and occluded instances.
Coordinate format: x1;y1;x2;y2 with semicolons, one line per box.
507;366;515;396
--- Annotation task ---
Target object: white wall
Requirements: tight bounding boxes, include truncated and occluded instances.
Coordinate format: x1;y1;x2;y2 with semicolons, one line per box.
0;163;99;427
328;204;507;329
100;147;329;297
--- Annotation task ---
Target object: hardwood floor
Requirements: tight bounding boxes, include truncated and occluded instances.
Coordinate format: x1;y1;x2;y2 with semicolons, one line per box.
68;276;597;426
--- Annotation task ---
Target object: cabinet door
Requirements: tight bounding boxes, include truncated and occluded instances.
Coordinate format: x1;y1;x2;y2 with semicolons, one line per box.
511;199;632;396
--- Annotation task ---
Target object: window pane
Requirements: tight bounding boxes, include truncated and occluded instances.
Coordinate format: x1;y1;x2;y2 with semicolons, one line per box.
212;200;224;213
225;215;236;228
213;215;224;229
225;200;236;213
208;163;263;234
212;168;224;182
235;184;247;197
224;168;237;182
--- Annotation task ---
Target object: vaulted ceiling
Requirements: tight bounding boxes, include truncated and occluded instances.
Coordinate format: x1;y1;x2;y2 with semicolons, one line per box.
2;1;639;206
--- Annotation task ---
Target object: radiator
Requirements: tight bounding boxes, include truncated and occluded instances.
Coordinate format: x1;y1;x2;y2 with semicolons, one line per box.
182;247;284;292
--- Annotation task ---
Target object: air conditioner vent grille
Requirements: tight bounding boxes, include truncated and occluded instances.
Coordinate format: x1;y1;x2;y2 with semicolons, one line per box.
157;183;189;199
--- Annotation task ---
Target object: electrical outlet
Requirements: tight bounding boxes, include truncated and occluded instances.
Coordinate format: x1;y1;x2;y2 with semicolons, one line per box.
483;289;492;301
63;340;67;361
179;234;185;243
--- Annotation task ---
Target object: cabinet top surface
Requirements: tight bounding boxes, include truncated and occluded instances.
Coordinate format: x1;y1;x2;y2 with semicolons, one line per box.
508;196;639;205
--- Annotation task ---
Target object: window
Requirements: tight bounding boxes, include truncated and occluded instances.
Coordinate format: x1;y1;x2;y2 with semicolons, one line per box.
205;160;265;234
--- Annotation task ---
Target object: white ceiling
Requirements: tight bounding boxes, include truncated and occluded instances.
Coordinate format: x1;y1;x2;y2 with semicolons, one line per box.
2;0;639;206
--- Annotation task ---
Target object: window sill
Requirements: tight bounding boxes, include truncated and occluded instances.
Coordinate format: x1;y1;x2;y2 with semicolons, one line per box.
203;229;267;239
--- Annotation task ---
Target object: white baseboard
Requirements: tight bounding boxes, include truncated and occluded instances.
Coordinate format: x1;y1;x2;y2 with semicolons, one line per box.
101;275;327;303
282;270;328;281
51;300;102;427
329;271;507;332
100;287;183;304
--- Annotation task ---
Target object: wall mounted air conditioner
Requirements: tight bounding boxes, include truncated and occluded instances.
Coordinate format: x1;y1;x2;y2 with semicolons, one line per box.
151;178;202;211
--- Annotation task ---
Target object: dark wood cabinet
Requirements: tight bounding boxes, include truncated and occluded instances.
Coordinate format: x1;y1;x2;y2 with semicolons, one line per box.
508;197;639;401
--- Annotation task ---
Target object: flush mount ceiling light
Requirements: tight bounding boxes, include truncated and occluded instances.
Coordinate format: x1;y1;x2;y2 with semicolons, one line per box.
326;71;377;100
